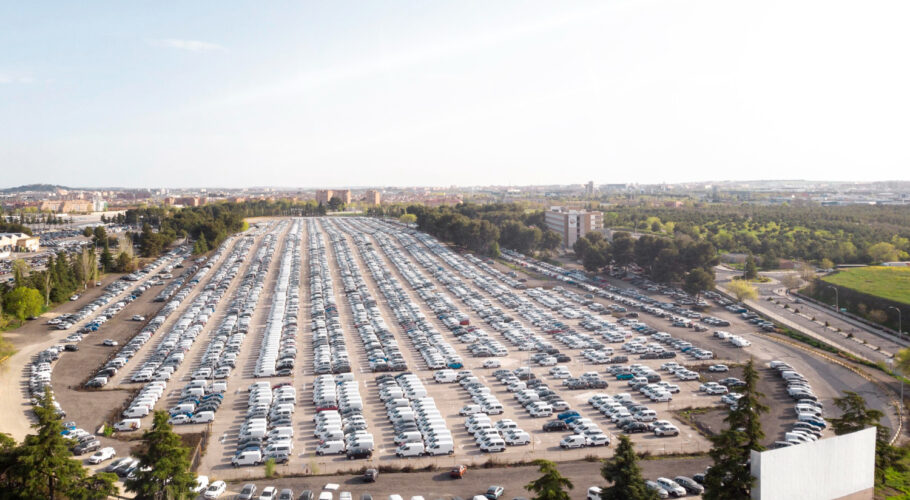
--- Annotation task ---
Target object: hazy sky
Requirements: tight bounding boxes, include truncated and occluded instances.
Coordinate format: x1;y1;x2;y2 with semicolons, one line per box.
2;1;909;188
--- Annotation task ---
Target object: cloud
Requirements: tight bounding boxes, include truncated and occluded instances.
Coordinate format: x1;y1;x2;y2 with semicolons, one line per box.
0;73;34;84
148;38;225;52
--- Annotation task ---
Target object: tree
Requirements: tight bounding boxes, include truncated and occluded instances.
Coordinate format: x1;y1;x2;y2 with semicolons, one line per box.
683;268;715;302
795;261;816;281
896;348;910;379
399;213;417;225
116;252;135;273
100;241;114;273
4;287;43;322
743;255;758;280
779;273;800;291
727;280;757;302
828;391;906;483
819;258;834;271
611;233;635;270
703;359;768;500
126;411;196;500
92;226;107;247
525;459;573;500
600;435;657;500
327;196;344;211
13;388;110;500
867;242;900;263
11;260;29;287
192;234;208;255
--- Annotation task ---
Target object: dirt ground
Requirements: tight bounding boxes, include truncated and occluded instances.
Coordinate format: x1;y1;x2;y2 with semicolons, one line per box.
216;457;713;500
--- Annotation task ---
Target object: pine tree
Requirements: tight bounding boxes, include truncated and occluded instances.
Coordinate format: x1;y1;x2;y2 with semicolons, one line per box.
600;435;658;500
703;358;768;500
525;459;573;500
743;255;758;280
126;411;196;500
828;391;906;483
100;241;113;273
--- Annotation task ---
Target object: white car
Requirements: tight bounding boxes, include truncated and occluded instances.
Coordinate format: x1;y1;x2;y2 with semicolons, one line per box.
168;414;191;425
708;364;729;372
204;480;227;499
193;476;209;494
102;339;118;346
87;447;116;464
656;478;686;497
586;433;610;446
132;315;145;321
482;360;501;368
654;425;680;437
503;431;531;445
706;385;729;395
70;295;80;301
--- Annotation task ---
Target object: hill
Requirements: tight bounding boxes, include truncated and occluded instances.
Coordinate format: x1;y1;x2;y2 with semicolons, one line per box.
0;184;70;194
821;266;910;306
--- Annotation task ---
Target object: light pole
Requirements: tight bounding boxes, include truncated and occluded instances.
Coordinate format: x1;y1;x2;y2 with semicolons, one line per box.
826;285;839;312
888;306;903;341
888;358;904;425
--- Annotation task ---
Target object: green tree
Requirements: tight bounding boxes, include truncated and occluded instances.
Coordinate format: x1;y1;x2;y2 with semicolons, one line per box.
611;233;635;270
867;242;900;263
743;255;758;280
683;268;715;302
399;213;417;224
116;252;135;273
525;459;573;500
600;435;657;500
727;280;757;302
126;411;196;500
4;287;43;322
192;234;208;255
91;226;107;247
896;348;910;378
703;358;768;500
11;260;29;287
828;391;906;483
100;241;114;273
13;388;108;500
327;196;344;211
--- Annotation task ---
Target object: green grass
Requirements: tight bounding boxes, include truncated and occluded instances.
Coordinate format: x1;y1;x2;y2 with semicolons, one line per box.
822;266;910;306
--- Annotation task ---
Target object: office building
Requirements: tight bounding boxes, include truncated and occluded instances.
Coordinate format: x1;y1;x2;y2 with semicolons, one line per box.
544;207;603;248
316;189;352;205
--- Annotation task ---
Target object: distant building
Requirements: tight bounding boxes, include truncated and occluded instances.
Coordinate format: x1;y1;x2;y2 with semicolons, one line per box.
316;189;352;205
585;181;595;197
364;190;381;205
545;207;603;248
0;232;39;253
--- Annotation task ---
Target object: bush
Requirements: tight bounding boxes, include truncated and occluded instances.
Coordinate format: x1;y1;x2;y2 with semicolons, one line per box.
264;458;276;478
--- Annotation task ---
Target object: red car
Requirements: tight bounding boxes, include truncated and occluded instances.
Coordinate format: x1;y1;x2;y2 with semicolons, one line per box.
450;465;467;479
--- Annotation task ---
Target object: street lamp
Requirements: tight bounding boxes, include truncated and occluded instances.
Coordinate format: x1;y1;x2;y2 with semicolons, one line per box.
887;358;904;425
888;306;903;341
826;285;839;312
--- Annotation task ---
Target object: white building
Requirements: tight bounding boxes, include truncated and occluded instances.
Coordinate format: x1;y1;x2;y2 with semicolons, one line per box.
544;207;603;248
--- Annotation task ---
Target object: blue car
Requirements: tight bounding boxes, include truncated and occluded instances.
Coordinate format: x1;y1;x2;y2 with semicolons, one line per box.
557;410;580;421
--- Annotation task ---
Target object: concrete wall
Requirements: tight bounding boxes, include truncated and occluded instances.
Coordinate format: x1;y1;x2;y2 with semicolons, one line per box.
751;427;875;500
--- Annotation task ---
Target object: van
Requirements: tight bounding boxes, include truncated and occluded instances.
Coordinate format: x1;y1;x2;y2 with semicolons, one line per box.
192;411;215;424
396;442;425;457
265;443;293;455
182;387;205;399
239;428;266;440
268;427;294;440
316;440;345;455
434;370;457;383
232;449;262;467
559;435;586;449
636;410;657;422
425;441;454;455
123;406;149;418
395;431;423;444
169;403;195;415
319;429;344;442
113;419;140;431
587;487;602;500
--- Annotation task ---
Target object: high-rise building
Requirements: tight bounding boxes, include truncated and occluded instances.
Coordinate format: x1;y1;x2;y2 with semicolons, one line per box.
585;181;595;197
316;190;333;205
317;189;352;205
545;207;603;248
364;190;381;205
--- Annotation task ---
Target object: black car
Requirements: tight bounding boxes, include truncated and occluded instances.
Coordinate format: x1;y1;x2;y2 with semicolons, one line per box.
692;473;706;484
554;354;571;363
542;420;569;432
64;344;79;352
298;491;314;500
673;476;704;495
347;447;373;460
623;422;649;433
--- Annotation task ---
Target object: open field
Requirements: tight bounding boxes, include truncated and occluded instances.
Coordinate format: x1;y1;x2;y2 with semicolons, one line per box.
822;266;910;306
0;216;899;499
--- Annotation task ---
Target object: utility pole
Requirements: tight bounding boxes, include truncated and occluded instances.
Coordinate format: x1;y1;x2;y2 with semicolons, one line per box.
826;285;839;312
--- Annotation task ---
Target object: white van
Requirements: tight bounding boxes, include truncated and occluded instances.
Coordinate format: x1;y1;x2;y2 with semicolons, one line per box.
239;428;266;440
268;427;294;440
123;406;149;418
396;442;425;457
192;411;215;424
113;419;141;431
434;370;457;383
636;410;657;422
232;449;262;467
394;431;423;444
425;441;454;455
316;440;346;455
560;435;587;449
587;487;602;500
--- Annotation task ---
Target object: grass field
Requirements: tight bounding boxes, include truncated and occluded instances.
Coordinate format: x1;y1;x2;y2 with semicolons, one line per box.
822;266;910;305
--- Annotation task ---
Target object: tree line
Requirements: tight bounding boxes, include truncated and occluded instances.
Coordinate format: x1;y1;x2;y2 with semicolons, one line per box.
402;203;562;257
601;204;910;266
573;232;718;299
0;389;197;500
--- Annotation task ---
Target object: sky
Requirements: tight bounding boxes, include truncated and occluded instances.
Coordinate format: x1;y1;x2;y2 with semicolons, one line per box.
2;0;909;188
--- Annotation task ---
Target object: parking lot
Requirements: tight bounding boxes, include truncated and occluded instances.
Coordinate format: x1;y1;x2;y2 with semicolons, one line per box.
2;215;898;498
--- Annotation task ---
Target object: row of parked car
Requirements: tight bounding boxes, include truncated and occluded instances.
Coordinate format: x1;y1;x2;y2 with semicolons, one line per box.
307;220;353;375
256;221;302;377
232;381;299;466
769;360;827;447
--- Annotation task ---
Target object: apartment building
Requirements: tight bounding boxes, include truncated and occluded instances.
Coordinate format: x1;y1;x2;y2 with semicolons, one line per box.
0;233;40;253
364;190;381;205
544;207;603;248
316;189;352;205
